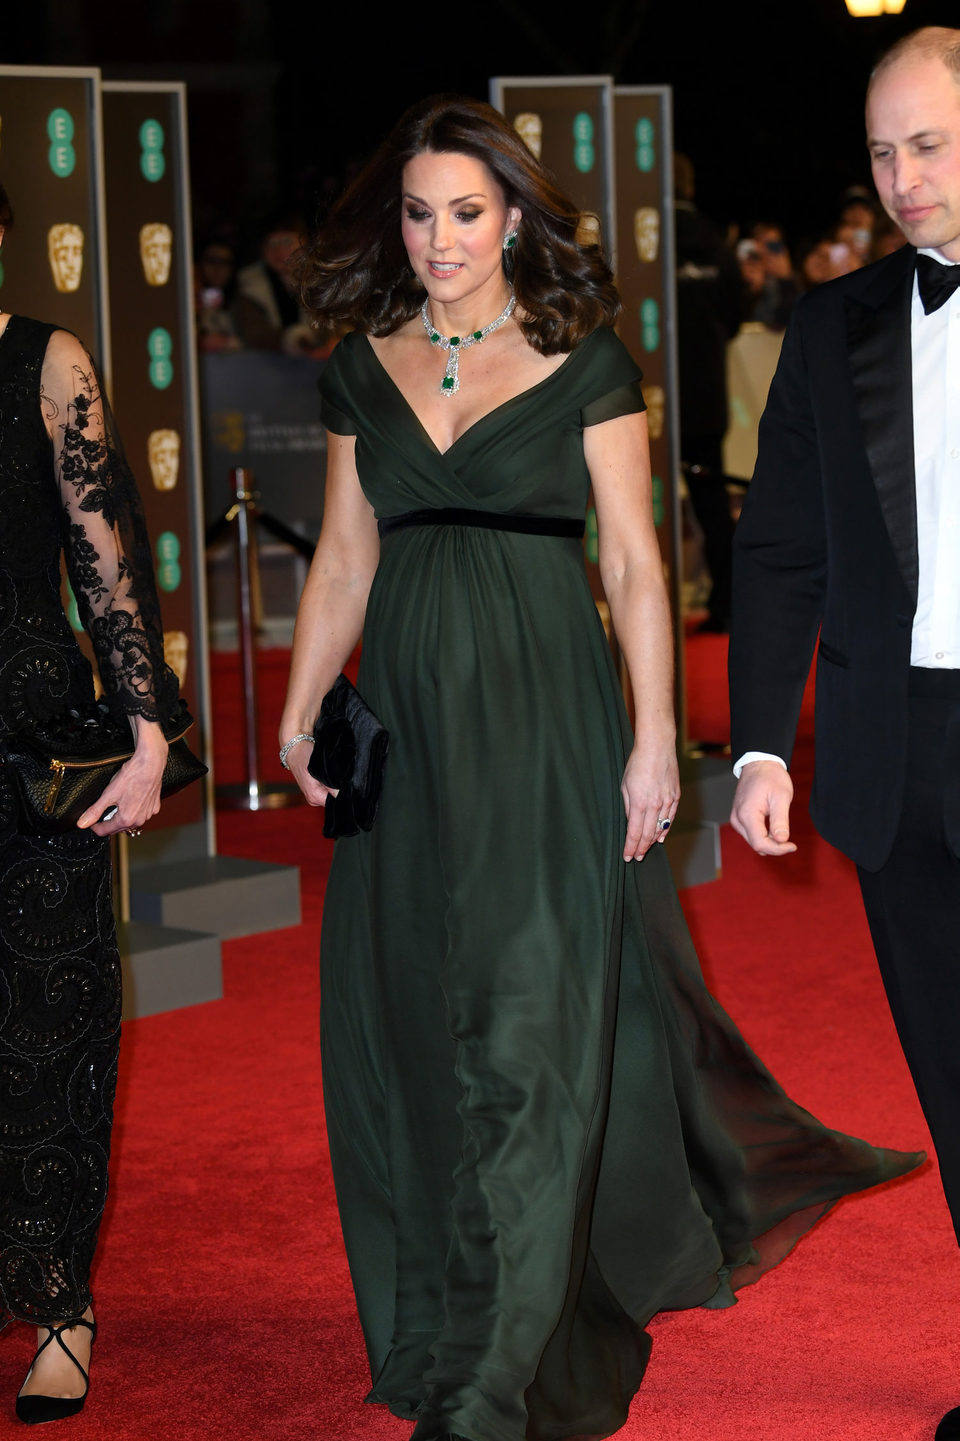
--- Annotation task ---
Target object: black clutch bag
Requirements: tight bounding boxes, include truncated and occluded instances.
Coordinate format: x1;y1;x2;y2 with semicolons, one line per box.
1;698;207;834
307;674;389;839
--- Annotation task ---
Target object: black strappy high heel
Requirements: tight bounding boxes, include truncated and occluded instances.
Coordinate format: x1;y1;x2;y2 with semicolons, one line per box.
15;1316;96;1425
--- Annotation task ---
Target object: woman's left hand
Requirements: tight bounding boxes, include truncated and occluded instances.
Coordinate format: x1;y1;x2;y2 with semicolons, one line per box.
621;738;680;862
77;720;169;837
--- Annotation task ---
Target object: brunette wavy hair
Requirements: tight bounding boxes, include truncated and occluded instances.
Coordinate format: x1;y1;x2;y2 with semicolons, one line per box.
299;95;620;355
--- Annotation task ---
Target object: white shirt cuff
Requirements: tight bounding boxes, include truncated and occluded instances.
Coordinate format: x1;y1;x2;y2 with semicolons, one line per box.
732;751;788;779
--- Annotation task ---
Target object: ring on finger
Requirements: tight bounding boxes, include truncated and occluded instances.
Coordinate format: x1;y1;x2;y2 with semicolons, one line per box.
656;817;671;832
125;827;143;838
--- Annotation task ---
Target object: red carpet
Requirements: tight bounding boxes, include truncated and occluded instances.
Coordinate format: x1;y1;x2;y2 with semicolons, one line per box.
6;636;955;1440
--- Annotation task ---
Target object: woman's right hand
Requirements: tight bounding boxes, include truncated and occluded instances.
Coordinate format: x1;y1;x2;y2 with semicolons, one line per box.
620;734;680;863
78;718;169;837
282;735;337;809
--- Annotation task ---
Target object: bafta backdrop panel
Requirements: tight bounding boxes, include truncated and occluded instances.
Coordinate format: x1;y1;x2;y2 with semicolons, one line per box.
101;82;207;832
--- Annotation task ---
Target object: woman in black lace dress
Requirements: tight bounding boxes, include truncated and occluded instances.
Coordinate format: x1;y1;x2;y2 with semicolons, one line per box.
0;186;176;1423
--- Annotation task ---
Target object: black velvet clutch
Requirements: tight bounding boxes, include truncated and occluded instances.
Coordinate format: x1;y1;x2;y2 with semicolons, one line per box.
1;698;207;834
308;674;389;839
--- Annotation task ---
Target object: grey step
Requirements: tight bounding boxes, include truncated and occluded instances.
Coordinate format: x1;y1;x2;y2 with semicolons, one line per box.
119;920;222;1020
128;854;300;939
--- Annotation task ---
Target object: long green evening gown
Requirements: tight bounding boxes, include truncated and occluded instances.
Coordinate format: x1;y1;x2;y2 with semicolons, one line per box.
317;326;921;1441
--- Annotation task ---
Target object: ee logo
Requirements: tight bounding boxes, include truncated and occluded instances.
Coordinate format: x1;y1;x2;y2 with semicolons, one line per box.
156;531;181;592
640;298;660;353
573;111;595;175
65;582;83;633
635;117;655;174
585;507;599;565
651;476;664;528
140;118;166;182
48;109;76;178
148;327;174;390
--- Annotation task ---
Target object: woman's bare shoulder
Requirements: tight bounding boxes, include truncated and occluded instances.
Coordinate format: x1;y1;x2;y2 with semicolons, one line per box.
41;327;98;383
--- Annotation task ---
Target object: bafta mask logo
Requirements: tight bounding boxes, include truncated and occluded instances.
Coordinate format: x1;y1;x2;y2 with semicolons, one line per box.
140;222;172;287
148;429;180;491
634;207;660;263
576;211;602;248
48;223;84;294
163;630;189;687
645;384;665;441
513;112;542;160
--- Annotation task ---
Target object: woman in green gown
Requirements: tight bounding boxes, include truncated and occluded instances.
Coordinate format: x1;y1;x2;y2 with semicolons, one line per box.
281;97;921;1441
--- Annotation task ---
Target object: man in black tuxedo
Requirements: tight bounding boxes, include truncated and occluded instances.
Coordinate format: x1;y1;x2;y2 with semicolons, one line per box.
729;27;960;1440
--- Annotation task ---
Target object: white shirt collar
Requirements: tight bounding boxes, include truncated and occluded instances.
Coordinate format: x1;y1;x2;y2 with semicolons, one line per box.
918;246;958;267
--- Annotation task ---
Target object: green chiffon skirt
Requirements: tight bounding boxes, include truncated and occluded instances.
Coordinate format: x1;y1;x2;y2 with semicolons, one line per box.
319;522;921;1441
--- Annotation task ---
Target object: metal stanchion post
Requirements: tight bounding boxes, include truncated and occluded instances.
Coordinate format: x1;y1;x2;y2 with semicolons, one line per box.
115;832;130;923
215;467;303;811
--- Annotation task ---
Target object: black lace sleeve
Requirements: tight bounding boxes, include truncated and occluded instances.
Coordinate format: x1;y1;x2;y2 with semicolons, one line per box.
43;331;179;725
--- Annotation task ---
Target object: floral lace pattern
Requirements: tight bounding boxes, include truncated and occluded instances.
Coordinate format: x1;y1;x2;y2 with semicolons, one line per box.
0;317;170;1321
51;351;177;725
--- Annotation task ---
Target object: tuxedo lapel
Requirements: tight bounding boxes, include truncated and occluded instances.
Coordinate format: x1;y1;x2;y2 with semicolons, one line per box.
844;246;918;605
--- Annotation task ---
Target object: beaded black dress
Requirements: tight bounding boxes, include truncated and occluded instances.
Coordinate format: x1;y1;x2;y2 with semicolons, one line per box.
0;316;176;1323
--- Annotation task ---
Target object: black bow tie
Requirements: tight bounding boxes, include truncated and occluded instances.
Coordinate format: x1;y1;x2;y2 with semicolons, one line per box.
916;252;960;314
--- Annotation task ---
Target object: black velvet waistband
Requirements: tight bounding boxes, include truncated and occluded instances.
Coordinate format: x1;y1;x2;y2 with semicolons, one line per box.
378;508;585;539
909;666;960;698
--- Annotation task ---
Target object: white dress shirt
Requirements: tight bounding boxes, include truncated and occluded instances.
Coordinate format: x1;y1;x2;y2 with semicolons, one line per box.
734;246;960;777
910;247;960;667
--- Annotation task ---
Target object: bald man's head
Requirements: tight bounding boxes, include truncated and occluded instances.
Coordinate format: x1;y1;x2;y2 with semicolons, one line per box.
866;27;960;262
868;26;960;98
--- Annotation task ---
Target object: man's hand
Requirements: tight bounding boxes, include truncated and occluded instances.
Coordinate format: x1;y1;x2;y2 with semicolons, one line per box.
730;759;797;856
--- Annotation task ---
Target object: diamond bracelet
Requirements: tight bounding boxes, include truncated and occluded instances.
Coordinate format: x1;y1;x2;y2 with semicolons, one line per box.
279;733;314;769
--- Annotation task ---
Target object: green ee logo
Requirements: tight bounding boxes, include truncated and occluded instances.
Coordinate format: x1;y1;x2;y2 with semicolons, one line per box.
65;581;83;632
156;530;181;592
148;327;174;390
573;111;595;175
48;108;76;178
584;506;599;565
140;117;166;182
635;117;655;174
640;298;660;353
651;476;664;528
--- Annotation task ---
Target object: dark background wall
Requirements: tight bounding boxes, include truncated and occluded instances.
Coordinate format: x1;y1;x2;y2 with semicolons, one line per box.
5;0;959;251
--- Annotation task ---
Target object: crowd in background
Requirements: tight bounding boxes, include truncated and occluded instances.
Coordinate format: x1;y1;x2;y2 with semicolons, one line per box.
194;212;340;359
672;158;904;632
737;184;904;319
194;169;899;363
